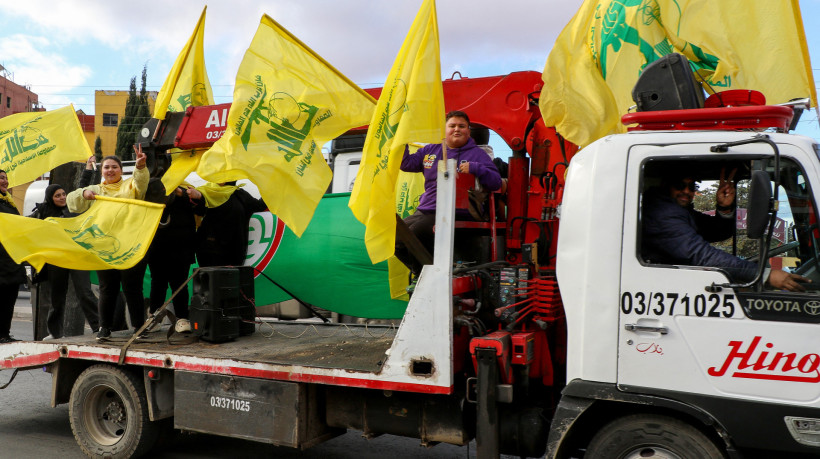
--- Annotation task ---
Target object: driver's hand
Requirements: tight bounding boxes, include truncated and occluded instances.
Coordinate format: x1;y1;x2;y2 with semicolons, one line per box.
767;269;809;292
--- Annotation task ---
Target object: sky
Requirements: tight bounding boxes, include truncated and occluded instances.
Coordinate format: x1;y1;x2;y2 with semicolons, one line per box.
0;0;818;152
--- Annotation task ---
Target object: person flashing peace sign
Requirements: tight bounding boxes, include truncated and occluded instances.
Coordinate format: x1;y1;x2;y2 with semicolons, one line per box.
67;145;150;340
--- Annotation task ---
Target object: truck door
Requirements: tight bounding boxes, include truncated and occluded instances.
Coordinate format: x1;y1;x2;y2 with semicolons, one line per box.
618;143;820;411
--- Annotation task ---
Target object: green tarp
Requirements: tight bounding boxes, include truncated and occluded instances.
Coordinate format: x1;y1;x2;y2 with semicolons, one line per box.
144;192;408;320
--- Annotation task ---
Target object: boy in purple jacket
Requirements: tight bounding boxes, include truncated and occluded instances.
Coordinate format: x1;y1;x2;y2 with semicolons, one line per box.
395;111;502;275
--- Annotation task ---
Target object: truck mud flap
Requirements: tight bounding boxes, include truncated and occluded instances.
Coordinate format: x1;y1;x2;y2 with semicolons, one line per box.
174;371;339;448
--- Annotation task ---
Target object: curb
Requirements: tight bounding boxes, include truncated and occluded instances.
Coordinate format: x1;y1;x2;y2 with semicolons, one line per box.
14;290;32;320
13;306;32;320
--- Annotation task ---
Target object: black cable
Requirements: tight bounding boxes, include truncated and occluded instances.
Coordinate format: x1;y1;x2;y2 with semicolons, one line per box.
251;266;330;323
0;369;18;390
509;216;538;244
453;260;509;275
541;172;557;195
551;161;568;180
536;221;556;262
556;132;570;165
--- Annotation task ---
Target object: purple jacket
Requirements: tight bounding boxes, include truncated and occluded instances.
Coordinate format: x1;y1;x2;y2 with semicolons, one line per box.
400;138;502;214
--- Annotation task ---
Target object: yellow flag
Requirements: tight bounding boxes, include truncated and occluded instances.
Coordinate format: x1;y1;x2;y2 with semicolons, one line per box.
0;196;163;271
153;6;213;121
388;170;425;300
155;6;214;193
348;0;445;264
0;105;92;188
197;15;376;237
540;0;818;148
162;148;207;196
388;144;426;299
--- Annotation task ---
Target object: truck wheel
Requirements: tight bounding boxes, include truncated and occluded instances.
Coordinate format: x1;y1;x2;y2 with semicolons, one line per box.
69;365;159;459
585;414;725;459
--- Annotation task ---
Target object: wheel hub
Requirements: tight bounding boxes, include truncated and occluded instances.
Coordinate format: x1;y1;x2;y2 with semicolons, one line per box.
83;385;128;445
103;400;125;425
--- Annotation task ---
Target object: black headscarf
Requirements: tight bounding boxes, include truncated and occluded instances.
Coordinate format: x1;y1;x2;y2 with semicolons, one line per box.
33;184;68;219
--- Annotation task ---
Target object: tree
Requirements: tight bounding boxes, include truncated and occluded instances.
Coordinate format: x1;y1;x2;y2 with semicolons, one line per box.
94;135;103;161
693;179;783;260
136;66;151;127
115;76;138;160
115;65;151;161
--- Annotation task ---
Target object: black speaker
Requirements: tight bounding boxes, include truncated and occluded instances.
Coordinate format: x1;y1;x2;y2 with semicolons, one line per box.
632;53;705;112
232;266;256;336
190;267;243;342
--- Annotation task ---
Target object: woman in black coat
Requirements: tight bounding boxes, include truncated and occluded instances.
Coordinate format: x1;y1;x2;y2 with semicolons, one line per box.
192;183;267;267
147;183;204;324
29;184;101;338
0;169;26;343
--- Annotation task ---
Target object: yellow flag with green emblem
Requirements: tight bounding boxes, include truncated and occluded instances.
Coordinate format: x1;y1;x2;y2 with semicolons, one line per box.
348;0;445;264
155;6;215;194
0;105;91;188
540;0;818;148
0;196;164;271
153;6;213;121
388;144;426;299
197;15;376;237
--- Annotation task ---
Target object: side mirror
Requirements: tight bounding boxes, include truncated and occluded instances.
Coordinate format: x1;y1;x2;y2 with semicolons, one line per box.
746;170;772;239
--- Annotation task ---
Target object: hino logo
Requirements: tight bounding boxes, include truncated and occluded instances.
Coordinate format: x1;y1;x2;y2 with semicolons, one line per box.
804;301;820;316
707;336;820;383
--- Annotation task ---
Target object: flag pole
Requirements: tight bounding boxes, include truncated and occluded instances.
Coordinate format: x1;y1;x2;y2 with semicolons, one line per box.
440;139;448;178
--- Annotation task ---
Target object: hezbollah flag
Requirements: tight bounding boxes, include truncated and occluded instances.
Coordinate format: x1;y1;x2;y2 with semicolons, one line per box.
197;15;376;237
154;6;212;121
0;105;91;188
388;144;426;299
154;6;215;194
348;0;445;264
540;0;818;148
0;196;163;271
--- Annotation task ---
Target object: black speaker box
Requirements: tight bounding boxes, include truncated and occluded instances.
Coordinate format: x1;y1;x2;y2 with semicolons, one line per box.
189;296;240;343
230;266;256;336
189;267;250;342
632;53;705;112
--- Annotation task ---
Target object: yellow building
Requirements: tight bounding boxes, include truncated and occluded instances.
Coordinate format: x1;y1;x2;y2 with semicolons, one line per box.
94;90;157;158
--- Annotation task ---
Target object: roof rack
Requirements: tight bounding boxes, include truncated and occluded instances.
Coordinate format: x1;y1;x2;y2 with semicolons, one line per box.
621;104;795;132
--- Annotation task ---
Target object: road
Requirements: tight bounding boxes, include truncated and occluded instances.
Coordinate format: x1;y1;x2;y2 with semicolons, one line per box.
0;294;509;459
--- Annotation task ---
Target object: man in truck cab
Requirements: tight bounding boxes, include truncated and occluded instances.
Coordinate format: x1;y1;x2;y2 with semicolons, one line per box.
641;165;808;292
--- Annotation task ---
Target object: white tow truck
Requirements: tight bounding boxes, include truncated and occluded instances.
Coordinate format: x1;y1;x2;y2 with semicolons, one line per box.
2;65;820;459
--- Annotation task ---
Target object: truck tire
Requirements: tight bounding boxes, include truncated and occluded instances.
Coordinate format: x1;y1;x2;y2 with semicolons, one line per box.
585;414;725;459
69;364;159;459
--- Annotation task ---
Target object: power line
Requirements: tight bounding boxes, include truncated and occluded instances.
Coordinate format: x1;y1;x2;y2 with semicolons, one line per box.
26;84;235;88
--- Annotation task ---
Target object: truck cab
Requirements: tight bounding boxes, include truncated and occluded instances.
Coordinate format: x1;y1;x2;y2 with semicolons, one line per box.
554;121;820;456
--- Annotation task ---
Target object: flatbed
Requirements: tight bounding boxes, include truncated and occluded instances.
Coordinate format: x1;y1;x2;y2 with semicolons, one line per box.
1;321;396;376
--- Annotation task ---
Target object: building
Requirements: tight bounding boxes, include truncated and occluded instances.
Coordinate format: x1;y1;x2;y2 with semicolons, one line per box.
0;66;40;118
0;66;42;209
94;90;157;158
75;109;96;152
